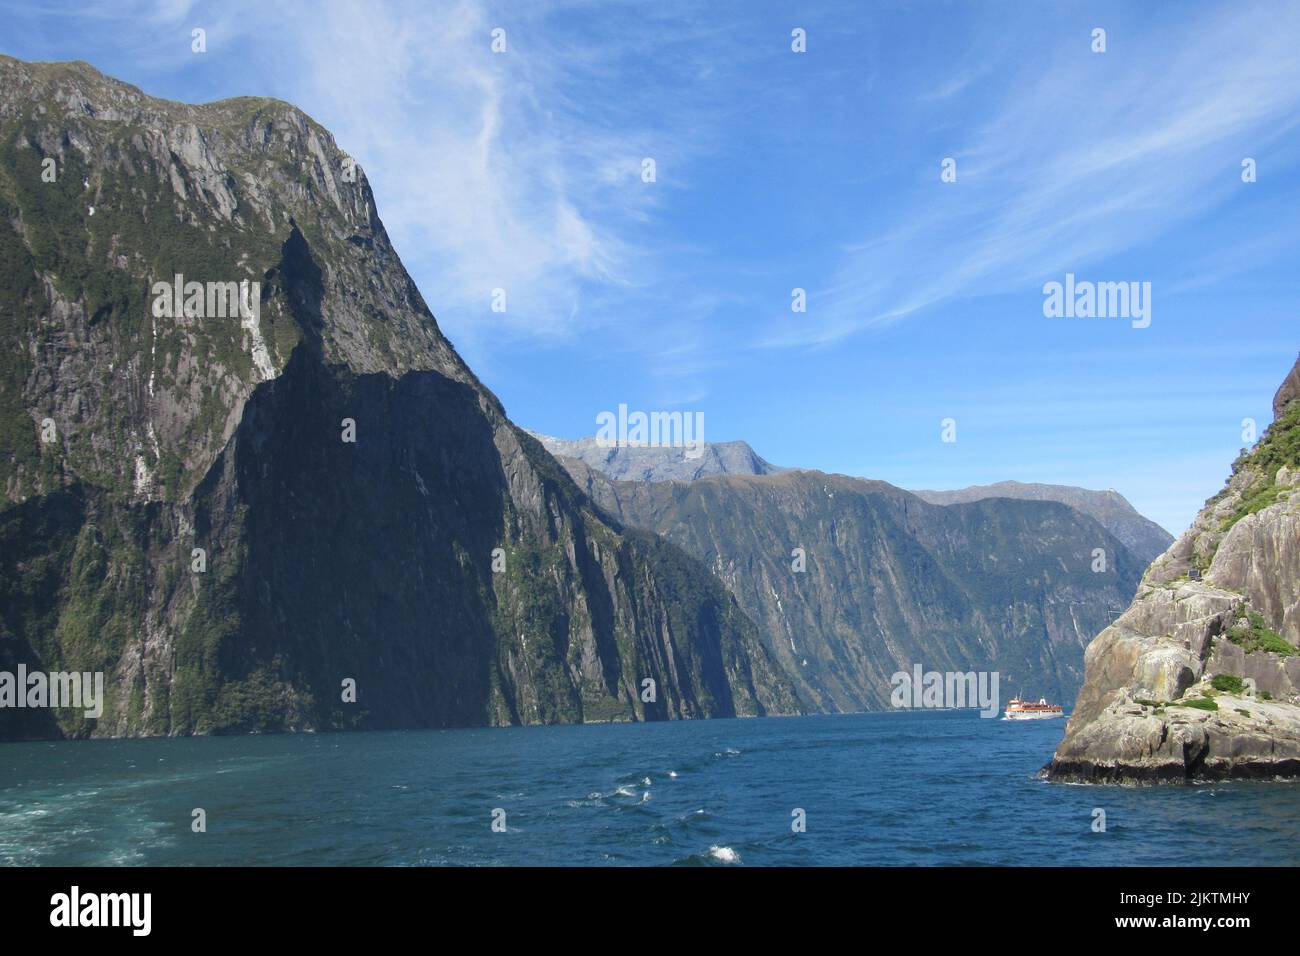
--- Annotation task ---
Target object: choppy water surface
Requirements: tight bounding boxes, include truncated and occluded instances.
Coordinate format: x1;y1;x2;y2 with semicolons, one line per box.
2;712;1297;866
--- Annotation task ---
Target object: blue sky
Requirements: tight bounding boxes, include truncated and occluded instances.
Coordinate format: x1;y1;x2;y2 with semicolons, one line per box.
3;0;1298;534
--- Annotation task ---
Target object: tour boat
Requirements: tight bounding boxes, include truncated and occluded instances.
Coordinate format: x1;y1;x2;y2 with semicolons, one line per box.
1002;696;1064;720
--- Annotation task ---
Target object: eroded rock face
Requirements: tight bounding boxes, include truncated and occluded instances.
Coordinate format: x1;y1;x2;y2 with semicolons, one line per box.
1047;352;1300;783
1051;696;1300;782
1211;488;1300;643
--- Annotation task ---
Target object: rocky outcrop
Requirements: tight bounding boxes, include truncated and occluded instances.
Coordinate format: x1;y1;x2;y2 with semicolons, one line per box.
0;57;797;739
1047;352;1300;782
559;461;1148;712
913;481;1173;566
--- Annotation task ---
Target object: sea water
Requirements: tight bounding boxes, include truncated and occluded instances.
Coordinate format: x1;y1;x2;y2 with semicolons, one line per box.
2;711;1297;866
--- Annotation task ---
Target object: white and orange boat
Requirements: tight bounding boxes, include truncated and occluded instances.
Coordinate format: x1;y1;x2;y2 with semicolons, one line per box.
1002;696;1064;720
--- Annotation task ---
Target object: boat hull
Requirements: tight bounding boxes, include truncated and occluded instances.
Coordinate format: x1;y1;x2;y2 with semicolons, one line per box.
1002;709;1064;720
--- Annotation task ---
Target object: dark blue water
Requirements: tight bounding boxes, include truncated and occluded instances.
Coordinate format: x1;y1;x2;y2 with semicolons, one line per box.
2;712;1298;866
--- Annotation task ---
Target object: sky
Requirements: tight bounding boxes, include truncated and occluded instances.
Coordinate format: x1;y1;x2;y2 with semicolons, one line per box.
2;0;1298;534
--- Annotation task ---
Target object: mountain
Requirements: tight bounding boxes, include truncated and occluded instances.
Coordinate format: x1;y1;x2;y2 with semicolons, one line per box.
1047;352;1300;782
0;57;797;740
912;482;1172;565
561;459;1149;712
530;432;784;482
533;433;1171;564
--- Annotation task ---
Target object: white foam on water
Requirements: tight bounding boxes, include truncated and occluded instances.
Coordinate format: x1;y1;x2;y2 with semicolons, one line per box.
709;845;740;864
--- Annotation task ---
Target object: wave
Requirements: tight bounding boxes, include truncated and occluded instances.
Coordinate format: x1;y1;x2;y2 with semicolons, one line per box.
709;845;740;864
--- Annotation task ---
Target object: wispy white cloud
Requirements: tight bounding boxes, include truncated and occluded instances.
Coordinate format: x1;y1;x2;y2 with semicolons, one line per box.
273;1;658;342
78;0;743;353
757;1;1300;350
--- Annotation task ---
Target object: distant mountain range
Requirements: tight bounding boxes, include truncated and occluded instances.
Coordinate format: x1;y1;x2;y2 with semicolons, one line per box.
553;449;1159;711
912;481;1172;564
529;432;785;482
534;434;1173;564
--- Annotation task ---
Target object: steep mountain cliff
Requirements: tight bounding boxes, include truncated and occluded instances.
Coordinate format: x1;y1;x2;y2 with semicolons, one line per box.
1047;352;1300;782
561;461;1148;712
913;482;1172;565
0;57;797;739
530;432;784;482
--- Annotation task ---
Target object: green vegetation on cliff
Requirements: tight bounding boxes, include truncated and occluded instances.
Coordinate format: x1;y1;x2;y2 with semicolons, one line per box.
1218;400;1300;532
1226;610;1294;656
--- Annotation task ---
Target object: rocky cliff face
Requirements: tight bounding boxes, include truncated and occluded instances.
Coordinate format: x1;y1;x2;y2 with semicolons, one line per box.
561;461;1148;712
1047;353;1300;782
913;481;1172;566
1275;357;1300;419
0;58;797;739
